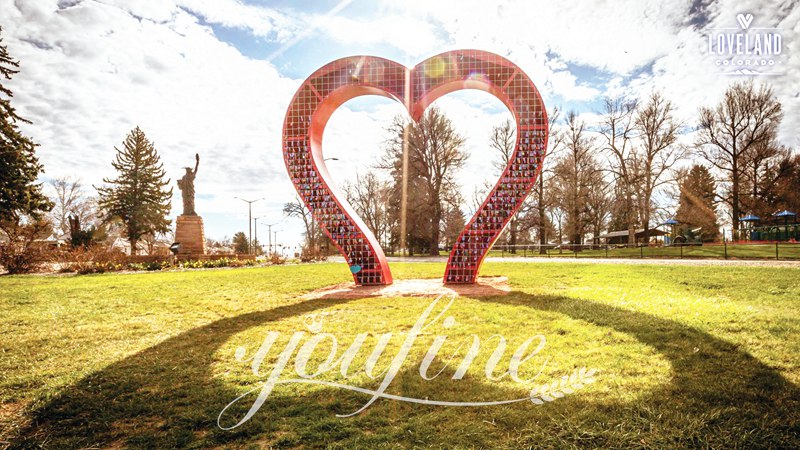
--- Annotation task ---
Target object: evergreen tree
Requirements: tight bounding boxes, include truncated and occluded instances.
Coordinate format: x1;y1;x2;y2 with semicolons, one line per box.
232;231;249;254
773;153;800;213
441;205;466;250
96;127;172;254
0;26;52;224
675;165;720;242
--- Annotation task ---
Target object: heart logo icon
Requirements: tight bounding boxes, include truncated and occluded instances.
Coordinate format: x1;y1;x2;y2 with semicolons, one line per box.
736;13;753;29
282;50;548;285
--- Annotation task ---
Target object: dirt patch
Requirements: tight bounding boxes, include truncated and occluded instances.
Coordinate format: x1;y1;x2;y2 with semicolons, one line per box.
302;277;510;300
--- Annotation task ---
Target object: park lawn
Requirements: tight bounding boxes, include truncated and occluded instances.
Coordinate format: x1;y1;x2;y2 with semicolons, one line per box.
488;242;800;260
0;262;798;449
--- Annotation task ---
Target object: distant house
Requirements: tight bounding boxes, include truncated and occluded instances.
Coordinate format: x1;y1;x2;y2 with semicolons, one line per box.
35;232;69;249
595;228;668;245
208;245;234;255
108;237;171;255
109;237;133;255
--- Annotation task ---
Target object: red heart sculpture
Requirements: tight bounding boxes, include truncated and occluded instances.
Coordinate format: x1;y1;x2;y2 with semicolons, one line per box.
282;50;548;285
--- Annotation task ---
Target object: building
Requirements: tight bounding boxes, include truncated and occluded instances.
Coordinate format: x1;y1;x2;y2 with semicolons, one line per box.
595;228;668;245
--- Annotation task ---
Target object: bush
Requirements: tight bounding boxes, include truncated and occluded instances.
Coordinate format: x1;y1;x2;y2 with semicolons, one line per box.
0;218;52;274
63;246;128;274
176;258;256;270
45;249;258;275
127;260;170;271
269;252;287;265
299;247;327;263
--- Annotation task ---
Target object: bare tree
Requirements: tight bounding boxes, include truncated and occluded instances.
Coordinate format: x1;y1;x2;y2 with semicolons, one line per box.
490;119;516;173
696;81;782;234
599;97;639;246
283;196;318;251
740;141;790;218
584;170;613;245
489;111;562;253
467;181;493;217
552;111;599;245
489;119;521;251
48;176;94;235
343;171;393;250
535;107;564;252
381;107;467;255
634;92;685;242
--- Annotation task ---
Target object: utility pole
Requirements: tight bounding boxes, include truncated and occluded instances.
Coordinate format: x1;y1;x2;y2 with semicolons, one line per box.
263;222;278;254
274;230;282;255
253;216;263;255
234;197;264;254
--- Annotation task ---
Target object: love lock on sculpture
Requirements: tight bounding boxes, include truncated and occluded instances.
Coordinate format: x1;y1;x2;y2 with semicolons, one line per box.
282;50;548;285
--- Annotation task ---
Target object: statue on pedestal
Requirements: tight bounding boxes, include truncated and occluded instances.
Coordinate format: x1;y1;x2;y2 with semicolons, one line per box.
174;153;205;256
177;153;199;216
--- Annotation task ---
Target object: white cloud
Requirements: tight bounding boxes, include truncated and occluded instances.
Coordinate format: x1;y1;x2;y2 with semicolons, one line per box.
317;14;443;56
0;0;302;242
3;0;797;249
393;0;689;73
175;0;299;41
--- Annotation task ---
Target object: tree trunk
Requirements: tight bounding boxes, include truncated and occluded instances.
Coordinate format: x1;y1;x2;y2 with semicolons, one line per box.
430;207;442;256
732;159;740;236
626;189;636;247
509;217;517;253
538;176;547;254
571;200;581;246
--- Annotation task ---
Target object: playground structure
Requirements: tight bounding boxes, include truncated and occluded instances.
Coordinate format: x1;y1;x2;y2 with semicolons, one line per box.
738;210;799;242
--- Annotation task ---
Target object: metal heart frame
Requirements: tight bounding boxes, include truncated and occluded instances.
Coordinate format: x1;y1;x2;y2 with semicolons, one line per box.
282;50;548;285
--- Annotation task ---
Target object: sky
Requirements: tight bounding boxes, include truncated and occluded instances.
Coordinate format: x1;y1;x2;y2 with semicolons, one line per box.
1;0;798;251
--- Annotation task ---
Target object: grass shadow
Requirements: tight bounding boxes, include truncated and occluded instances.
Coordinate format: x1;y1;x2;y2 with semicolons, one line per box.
8;290;800;448
10;297;356;449
477;291;800;447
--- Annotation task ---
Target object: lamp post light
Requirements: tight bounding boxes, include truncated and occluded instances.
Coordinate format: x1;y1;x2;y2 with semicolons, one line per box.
253;216;264;255
273;230;282;255
234;197;264;255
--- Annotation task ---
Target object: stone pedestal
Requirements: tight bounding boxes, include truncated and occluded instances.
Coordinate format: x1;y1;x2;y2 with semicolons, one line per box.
175;215;206;256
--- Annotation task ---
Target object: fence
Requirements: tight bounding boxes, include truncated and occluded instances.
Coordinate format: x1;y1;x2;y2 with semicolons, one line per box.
490;242;800;261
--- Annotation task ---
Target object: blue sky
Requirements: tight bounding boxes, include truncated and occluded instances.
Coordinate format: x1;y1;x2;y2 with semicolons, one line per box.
1;0;798;249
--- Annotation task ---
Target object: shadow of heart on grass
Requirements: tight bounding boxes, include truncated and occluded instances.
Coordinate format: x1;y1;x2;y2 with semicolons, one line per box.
10;292;800;449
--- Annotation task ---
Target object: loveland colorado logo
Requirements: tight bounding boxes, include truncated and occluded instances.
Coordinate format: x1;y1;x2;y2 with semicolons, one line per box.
706;13;784;76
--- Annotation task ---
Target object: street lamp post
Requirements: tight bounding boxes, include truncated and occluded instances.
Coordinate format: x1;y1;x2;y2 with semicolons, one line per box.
274;230;282;255
263;222;278;254
234;197;264;255
253;216;264;255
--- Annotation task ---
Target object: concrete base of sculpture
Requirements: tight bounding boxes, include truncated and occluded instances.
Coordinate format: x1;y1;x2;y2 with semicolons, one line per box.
301;277;510;300
175;215;206;257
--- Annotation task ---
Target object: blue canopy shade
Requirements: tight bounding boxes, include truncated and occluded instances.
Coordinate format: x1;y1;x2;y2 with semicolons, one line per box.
661;219;679;226
774;210;797;217
740;214;761;222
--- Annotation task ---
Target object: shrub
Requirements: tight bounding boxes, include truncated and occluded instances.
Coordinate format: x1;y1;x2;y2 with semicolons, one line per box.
66;247;128;274
0;218;52;274
299;247;327;263
270;252;287;265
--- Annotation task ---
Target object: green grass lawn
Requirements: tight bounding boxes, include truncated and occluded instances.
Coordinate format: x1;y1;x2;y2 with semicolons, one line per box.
488;242;800;260
1;262;799;449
